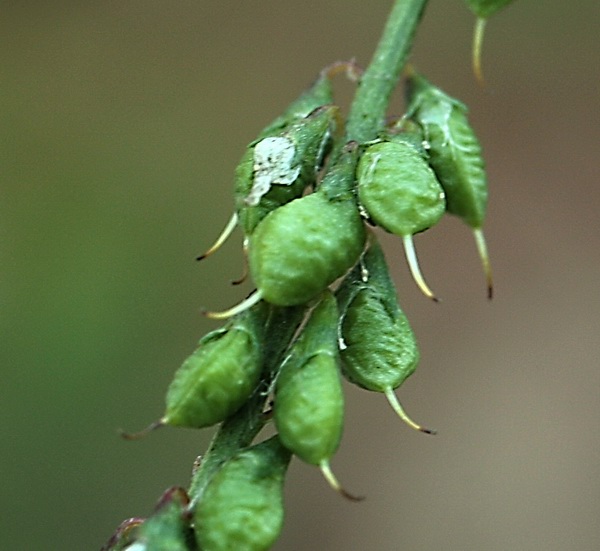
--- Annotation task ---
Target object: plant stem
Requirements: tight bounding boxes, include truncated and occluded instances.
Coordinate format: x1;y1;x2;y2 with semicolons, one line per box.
187;0;429;509
345;0;429;144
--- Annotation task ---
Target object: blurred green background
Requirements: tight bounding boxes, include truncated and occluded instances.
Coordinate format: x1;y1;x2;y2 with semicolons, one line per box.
2;1;599;549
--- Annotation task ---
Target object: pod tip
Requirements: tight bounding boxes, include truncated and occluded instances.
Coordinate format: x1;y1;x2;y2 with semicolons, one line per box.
472;227;493;300
196;213;238;262
402;235;440;302
119;419;164;441
319;460;364;502
384;388;437;436
203;290;263;320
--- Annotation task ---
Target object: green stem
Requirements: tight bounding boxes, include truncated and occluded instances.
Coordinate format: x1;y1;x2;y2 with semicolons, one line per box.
346;0;429;144
187;0;428;511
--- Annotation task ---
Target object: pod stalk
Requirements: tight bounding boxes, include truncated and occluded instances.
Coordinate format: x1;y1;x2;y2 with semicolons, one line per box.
319;460;364;502
384;388;436;435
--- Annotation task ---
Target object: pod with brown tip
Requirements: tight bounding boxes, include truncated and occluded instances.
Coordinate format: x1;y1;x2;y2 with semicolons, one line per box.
407;72;493;298
356;136;445;300
336;238;435;434
194;436;291;551
274;292;361;500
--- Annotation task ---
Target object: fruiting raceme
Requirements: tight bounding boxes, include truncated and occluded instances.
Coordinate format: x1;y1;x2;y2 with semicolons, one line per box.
336;238;435;434
194;436;291;551
274;291;361;500
406;71;493;298
356;135;445;300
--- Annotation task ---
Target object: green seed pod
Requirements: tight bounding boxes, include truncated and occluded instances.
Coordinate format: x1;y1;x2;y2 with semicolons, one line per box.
274;292;360;500
250;143;365;306
258;70;334;138
236;104;339;235
406;72;493;298
162;303;268;429
194;436;291;551
207;143;366;318
135;488;191;551
357;138;445;300
336;238;434;434
197;72;335;261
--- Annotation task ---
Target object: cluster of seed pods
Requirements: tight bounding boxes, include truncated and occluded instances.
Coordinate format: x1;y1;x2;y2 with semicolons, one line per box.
115;44;500;549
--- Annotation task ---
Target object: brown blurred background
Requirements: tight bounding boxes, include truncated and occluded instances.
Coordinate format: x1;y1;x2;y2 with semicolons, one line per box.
2;1;599;549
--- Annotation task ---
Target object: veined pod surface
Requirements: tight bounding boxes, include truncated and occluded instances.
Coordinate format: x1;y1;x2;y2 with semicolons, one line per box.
246;142;366;307
407;72;493;297
274;292;359;499
194;436;290;551
336;239;433;434
163;301;268;429
194;436;291;551
357;139;445;300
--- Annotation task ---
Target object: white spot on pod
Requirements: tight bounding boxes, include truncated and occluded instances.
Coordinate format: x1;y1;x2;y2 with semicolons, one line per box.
245;137;301;206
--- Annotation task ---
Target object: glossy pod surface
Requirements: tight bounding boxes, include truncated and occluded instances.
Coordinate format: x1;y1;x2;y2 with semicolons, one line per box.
194;436;291;551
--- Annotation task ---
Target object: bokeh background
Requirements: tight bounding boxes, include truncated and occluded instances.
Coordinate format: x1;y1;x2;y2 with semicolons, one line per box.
3;1;599;549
